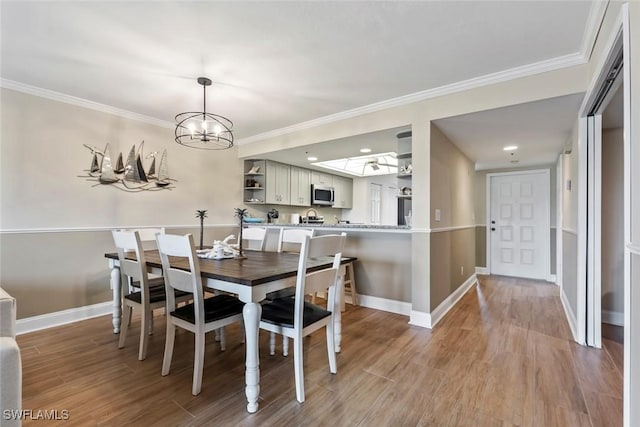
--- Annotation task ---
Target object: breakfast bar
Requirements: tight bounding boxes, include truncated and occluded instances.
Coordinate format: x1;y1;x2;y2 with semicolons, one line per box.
249;224;413;312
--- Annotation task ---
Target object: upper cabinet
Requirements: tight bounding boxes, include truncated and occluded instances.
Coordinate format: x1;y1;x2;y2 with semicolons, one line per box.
311;170;332;186
332;175;353;209
265;161;291;205
290;166;311;207
243;159;353;209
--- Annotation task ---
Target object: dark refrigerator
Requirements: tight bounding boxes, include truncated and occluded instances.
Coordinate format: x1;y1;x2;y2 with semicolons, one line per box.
397;197;412;226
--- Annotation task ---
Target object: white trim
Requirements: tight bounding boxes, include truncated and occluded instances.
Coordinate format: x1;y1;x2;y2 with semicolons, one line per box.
237;54;586;145
548;274;557;283
410;228;430;234
16;301;113;335
621;6;633;427
580;1;610;61
475;267;489;275
587;114;603;348
602;310;624;327
577;116;588;345
0;224;238;234
356;294;411;317
486;169;551;279
560;287;581;344
429;224;476;233
429;274;478;328
627;245;640;255
408;310;431;328
0;79;174;129
556;156;564;290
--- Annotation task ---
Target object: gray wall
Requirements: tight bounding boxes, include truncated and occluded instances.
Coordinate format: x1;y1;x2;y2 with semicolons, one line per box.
562;230;579;318
429;124;475;311
430;228;476;310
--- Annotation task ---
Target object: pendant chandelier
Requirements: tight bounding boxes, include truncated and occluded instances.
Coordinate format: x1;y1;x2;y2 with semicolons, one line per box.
175;77;234;150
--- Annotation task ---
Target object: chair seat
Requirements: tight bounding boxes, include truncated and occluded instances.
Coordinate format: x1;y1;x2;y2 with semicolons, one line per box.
130;274;164;288
171;294;244;324
261;298;331;329
124;287;191;305
264;287;296;301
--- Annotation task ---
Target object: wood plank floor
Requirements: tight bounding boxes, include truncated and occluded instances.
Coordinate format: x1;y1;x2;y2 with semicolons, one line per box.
17;275;623;426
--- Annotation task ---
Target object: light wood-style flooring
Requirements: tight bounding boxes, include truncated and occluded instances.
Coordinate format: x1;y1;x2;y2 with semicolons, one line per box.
17;276;623;426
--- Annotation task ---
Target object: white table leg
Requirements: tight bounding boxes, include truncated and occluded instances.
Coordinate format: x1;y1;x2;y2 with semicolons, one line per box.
109;260;122;334
335;275;343;353
243;302;261;413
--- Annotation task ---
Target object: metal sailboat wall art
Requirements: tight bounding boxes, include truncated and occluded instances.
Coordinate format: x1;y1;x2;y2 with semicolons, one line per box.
79;141;176;192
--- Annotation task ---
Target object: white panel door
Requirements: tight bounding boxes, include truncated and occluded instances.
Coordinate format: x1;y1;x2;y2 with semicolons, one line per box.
489;171;550;280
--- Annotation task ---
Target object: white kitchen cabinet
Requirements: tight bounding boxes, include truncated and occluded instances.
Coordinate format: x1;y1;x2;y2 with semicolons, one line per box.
290;166;311;206
311;170;332;186
265;161;291;205
332;175;353;209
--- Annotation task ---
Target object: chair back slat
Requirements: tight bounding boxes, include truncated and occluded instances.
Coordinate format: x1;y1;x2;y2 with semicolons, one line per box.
242;227;267;251
278;228;314;253
304;268;339;295
156;233;204;322
112;230;149;287
293;233;346;329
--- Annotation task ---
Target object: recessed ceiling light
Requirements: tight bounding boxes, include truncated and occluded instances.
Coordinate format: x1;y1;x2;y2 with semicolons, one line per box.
503;145;518;151
307;156;318;161
360;148;372;153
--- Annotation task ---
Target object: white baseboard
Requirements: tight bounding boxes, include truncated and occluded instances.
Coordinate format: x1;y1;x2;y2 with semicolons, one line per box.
547;274;557;283
560;288;581;343
357;294;411;317
409;310;431;328
602;310;624;326
429;274;478;328
16;301;112;335
475;267;489;275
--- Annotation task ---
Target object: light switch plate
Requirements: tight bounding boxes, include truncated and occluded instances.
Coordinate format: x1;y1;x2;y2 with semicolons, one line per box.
435;209;441;222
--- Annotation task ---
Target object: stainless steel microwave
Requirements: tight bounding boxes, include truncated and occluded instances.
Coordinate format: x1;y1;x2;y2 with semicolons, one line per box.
311;184;334;206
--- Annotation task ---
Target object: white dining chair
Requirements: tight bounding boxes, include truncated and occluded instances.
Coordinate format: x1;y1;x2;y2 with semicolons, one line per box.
156;233;244;396
277;228;315;253
268;228;315;356
112;230;191;361
259;233;346;403
241;226;267;251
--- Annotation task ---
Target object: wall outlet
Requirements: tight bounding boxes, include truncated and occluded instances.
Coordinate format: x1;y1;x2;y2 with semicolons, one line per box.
435;209;441;222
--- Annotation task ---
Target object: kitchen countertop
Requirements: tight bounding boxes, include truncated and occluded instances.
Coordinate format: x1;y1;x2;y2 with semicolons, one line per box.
248;223;412;233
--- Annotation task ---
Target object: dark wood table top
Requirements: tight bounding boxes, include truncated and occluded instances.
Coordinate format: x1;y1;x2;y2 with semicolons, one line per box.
105;250;356;287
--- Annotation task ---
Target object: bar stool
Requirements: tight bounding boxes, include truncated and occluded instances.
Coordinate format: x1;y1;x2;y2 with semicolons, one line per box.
341;260;358;311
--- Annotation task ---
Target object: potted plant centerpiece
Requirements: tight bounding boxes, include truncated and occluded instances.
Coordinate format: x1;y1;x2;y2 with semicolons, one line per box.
234;208;248;259
195;209;208;249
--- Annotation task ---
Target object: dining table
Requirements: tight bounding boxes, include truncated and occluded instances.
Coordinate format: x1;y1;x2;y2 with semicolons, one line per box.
105;249;355;413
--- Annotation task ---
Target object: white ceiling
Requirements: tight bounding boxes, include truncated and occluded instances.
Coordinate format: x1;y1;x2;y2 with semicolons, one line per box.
1;1;596;167
434;94;585;170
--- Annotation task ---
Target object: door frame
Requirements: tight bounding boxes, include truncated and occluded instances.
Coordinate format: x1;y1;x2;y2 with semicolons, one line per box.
577;4;633;426
485;169;551;280
578;6;626;349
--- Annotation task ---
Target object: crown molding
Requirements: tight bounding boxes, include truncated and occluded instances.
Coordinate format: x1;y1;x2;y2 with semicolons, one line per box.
0;78;174;129
580;0;610;61
237;52;587;146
